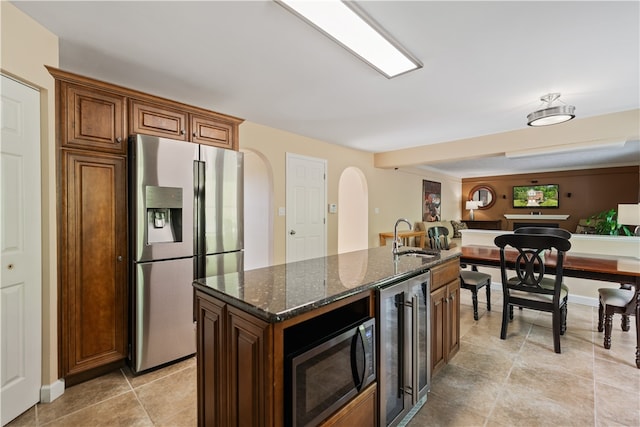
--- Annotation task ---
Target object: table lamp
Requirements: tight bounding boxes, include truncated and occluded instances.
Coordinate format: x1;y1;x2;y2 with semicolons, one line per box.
466;200;481;221
617;203;640;236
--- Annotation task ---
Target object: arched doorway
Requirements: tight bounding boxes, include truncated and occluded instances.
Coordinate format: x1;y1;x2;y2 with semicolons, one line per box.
242;149;273;270
338;167;368;254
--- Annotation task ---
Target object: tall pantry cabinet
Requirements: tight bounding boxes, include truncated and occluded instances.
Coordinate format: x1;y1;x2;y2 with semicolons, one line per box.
49;67;243;385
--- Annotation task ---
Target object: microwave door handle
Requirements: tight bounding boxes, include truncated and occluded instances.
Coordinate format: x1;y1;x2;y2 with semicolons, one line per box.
351;325;367;391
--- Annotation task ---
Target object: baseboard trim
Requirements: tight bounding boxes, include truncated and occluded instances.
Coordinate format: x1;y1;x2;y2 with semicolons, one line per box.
40;379;64;403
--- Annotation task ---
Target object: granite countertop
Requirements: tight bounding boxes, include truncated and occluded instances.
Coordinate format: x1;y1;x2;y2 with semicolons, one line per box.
193;246;460;323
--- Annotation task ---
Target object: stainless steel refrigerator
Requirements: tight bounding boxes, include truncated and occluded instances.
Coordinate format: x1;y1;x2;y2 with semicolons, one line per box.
129;134;243;373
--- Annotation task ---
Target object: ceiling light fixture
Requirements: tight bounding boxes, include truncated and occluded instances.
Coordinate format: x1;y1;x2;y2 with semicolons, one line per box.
275;0;422;78
527;93;576;127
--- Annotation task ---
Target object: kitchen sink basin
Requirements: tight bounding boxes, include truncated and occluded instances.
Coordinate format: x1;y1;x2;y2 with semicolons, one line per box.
395;249;439;258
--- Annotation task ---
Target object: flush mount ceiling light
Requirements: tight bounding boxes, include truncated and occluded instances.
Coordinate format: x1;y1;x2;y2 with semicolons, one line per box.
275;0;422;78
527;93;576;127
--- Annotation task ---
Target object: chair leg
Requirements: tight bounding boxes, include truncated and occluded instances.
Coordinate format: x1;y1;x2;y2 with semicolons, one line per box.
485;282;491;312
560;304;567;336
500;303;509;340
597;301;604;332
471;289;479;321
604;313;613;349
509;304;514;320
621;314;630;332
552;309;562;354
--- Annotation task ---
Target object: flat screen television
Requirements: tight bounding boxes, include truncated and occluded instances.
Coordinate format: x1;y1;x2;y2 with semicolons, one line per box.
512;184;559;208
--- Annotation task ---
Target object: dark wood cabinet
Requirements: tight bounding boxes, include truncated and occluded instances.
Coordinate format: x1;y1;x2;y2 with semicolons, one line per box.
129;99;188;141
63;83;127;154
320;383;377;427
191;113;237;150
196;290;271;427
59;150;128;384
430;259;461;376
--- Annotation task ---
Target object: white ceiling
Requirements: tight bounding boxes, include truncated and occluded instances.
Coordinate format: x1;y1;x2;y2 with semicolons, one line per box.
12;0;640;178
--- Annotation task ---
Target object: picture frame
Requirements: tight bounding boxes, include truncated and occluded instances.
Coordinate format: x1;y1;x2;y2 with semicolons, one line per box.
422;180;441;222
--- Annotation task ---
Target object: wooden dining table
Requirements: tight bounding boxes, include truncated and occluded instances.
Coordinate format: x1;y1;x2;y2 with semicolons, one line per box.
460;245;640;368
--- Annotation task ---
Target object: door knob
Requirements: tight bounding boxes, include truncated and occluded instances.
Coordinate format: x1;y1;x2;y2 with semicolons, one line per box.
289;230;296;235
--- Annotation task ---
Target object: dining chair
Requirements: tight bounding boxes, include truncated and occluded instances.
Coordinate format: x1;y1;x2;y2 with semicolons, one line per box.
431;225;492;320
427;226;450;250
460;268;491;321
597;285;638;362
494;233;572;353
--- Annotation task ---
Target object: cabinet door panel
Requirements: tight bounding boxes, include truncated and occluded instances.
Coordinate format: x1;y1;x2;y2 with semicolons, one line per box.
227;306;269;427
130;99;188;140
430;286;447;375
447;280;461;358
64;84;126;154
196;293;226;426
61;151;127;377
191;114;235;149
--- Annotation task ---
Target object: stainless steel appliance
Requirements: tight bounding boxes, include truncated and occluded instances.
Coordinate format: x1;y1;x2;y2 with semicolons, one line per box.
377;271;431;426
285;318;376;427
129;134;243;373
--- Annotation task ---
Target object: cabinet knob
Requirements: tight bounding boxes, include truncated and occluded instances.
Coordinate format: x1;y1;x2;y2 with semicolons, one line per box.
117;256;123;262
116;137;122;143
289;230;296;235
180;129;186;135
193;132;197;137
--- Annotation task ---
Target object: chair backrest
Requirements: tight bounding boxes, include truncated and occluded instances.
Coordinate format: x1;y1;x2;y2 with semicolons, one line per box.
428;226;449;250
494;233;572;299
514;227;572;240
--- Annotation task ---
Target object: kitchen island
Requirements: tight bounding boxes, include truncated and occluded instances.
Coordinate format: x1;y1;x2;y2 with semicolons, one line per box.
193;245;461;426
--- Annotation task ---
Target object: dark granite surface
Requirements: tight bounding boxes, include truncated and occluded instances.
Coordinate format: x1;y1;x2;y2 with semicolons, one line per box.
193;246;460;323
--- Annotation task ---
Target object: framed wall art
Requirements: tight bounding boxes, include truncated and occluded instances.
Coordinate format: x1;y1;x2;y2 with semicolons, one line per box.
422;180;441;222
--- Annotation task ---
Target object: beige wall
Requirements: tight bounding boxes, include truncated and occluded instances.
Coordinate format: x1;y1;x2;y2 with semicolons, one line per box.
1;3;59;385
240;122;462;265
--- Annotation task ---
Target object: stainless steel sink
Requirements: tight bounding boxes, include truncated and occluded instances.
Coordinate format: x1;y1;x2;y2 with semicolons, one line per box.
395;249;439;258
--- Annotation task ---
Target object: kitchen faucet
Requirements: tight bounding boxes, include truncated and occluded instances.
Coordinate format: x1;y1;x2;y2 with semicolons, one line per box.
393;218;412;255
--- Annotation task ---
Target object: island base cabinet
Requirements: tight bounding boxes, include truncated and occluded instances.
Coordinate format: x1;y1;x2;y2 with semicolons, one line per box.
195;290;272;427
320;383;377;427
430;259;461;376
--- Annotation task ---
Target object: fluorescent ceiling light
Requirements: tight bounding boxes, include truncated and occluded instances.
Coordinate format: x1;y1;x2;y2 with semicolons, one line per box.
276;0;422;78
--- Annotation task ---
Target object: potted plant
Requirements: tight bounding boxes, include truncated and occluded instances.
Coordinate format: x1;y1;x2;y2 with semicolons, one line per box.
586;208;632;236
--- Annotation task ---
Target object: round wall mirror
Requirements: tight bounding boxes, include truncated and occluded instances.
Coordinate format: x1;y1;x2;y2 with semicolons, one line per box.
468;185;496;209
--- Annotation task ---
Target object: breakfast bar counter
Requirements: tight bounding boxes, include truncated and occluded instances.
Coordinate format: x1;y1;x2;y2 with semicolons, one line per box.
192;246;460;426
193;245;458;322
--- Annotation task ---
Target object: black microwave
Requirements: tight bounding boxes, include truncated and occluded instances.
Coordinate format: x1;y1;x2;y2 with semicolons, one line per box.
285;317;376;427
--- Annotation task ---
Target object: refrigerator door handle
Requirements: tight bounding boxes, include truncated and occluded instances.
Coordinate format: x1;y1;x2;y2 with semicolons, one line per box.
194;160;205;279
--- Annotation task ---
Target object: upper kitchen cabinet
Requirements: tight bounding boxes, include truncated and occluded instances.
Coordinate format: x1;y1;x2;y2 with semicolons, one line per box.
129;99;188;141
191;113;237;150
61;83;127;154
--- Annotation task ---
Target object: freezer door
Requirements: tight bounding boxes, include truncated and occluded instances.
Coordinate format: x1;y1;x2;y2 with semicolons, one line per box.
131;135;199;262
133;257;196;373
199;146;244;256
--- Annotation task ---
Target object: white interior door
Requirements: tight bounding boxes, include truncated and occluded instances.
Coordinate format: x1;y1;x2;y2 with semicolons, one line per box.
1;75;42;425
286;153;326;263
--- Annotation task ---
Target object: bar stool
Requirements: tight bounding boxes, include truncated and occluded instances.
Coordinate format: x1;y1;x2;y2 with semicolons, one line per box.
597;286;637;364
460;269;491;321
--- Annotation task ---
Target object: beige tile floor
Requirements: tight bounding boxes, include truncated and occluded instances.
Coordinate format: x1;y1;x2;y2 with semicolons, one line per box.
8;290;640;426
